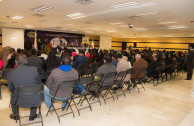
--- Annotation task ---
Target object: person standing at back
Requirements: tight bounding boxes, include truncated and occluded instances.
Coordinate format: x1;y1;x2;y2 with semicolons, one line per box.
185;44;194;80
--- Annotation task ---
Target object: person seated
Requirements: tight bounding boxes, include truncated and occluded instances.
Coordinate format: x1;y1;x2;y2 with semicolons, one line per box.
73;50;89;69
8;54;41;121
147;54;163;78
117;54;131;85
45;49;60;71
44;56;78;109
27;49;43;68
131;54;148;88
111;54;117;67
96;54;117;75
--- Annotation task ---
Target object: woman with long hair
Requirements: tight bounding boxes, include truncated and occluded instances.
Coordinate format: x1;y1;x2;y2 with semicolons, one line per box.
0;46;14;69
45;49;60;71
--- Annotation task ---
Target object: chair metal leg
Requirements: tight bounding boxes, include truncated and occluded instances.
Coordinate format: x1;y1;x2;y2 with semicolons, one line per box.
85;96;92;111
39;106;43;126
72;99;80;116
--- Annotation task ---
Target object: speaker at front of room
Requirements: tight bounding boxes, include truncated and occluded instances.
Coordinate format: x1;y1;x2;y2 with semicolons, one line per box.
134;42;137;48
122;42;127;50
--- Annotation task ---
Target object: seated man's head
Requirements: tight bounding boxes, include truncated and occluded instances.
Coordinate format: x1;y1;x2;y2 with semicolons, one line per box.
61;56;72;65
116;54;122;62
79;50;85;56
135;54;141;61
152;54;158;61
16;54;28;65
31;49;37;56
103;54;112;63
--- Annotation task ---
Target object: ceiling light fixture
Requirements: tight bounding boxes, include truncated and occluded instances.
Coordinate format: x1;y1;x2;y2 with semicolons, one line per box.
137;12;158;16
66;13;83;17
159;21;177;24
31;5;53;12
106;30;117;32
24;24;34;28
110;1;139;8
12;16;23;20
66;13;86;19
66;24;74;25
168;25;187;29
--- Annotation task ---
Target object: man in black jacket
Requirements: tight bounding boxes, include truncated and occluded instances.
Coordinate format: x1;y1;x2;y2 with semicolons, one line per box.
73;50;88;69
8;54;41;121
185;45;194;80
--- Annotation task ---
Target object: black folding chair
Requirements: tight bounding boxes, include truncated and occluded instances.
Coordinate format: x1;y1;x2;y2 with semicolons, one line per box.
96;72;117;104
112;70;128;99
77;64;88;77
46;80;77;123
74;76;94;114
16;84;44;126
88;74;104;106
132;67;147;92
152;66;163;86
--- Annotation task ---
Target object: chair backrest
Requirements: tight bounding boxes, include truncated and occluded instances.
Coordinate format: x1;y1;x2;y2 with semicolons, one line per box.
54;80;77;98
100;72;117;87
135;67;147;79
127;68;133;74
116;70;128;81
77;64;88;77
78;76;94;85
16;84;43;108
17;84;43;94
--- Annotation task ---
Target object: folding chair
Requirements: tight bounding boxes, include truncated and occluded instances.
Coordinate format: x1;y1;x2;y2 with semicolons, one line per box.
16;84;44;126
77;64;88;77
152;66;163;86
96;72;117;104
112;70;128;99
74;76;94;114
46;80;77;123
88;74;104;106
132;67;147;92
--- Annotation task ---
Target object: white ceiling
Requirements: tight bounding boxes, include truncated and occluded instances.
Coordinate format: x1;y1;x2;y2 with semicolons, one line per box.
0;0;194;38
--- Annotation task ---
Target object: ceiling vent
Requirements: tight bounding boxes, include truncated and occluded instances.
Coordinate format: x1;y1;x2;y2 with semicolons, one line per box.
75;0;93;5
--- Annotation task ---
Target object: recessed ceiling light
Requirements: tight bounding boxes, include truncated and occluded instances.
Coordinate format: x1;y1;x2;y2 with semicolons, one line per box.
72;15;86;19
71;30;78;31
107;30;117;32
61;29;68;30
110;22;123;25
159;21;177;24
110;1;139;8
12;16;23;20
24;25;34;28
66;13;83;17
168;25;187;29
31;5;53;12
85;31;94;33
137;12;158;16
